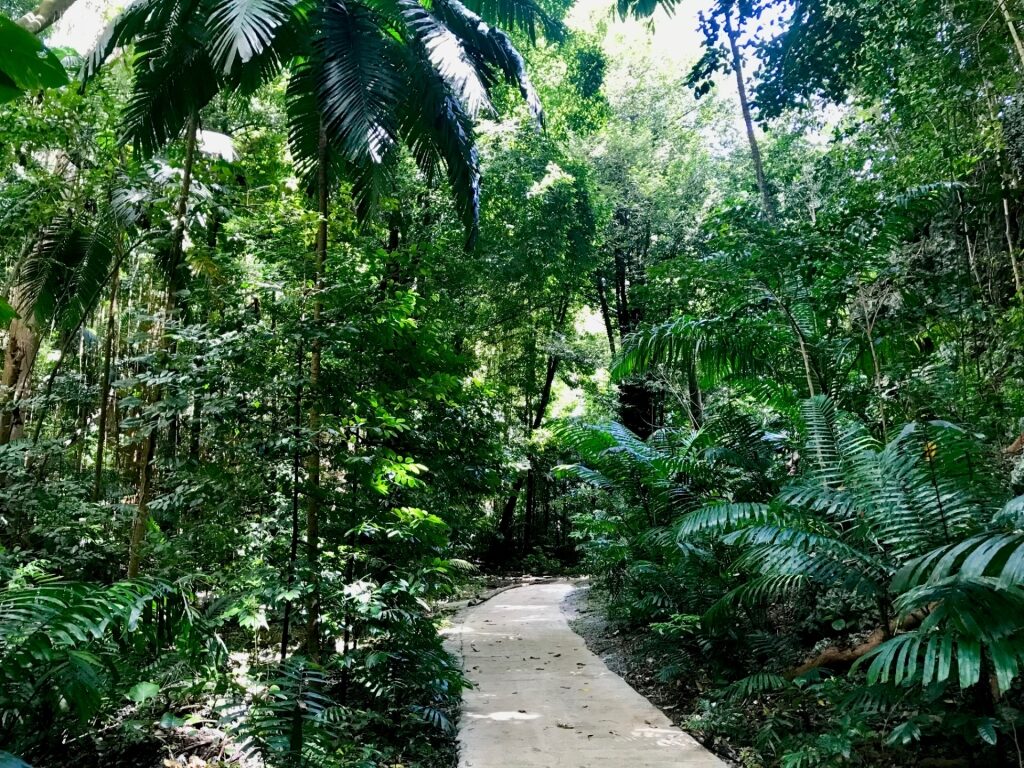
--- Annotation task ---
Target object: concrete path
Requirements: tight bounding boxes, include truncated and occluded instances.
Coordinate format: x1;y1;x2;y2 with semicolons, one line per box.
444;580;727;767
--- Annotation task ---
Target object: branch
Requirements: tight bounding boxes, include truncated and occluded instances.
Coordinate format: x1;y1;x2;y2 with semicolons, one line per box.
786;608;929;679
15;0;78;34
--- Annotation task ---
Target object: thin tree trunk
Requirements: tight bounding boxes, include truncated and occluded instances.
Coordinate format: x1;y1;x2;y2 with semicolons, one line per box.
128;111;199;578
188;393;203;461
281;339;304;663
764;284;818;397
687;356;703;429
523;461;536;553
864;327;888;438
725;12;774;220
1003;196;1023;295
74;317;90;474
595;274;616;357
93;269;119;501
497;312;566;544
305;124;328;660
997;0;1024;69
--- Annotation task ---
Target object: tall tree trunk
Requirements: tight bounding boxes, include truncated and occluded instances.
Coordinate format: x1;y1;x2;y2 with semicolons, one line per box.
93;269;118;501
281;338;304;663
1003;195;1023;295
724;12;775;221
128;111;199;579
188;393;203;461
523;460;536;553
595;273;616;357
305;124;328;660
74;322;89;473
610;210;659;437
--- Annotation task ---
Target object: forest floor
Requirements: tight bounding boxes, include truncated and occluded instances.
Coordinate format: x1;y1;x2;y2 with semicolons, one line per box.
446;580;725;767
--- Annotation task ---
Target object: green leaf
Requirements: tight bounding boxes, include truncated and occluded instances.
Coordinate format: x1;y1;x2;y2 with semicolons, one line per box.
977;718;998;745
127;681;160;703
158;712;186;729
0;16;69;104
0;297;19;328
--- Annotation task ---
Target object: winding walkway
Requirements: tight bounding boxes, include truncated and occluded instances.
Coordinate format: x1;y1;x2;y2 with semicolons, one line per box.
445;580;726;767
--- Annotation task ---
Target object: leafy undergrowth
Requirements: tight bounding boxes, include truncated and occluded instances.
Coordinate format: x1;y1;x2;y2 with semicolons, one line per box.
565;586;740;764
566;585;1019;768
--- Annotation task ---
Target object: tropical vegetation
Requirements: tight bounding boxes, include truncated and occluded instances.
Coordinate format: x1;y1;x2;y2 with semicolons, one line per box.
4;0;1024;765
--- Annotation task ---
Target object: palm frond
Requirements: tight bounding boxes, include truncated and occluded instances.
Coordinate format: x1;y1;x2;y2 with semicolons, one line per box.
860;578;1024;693
674;501;773;541
458;0;562;43
81;0;164;82
894;533;1024;592
395;40;480;243
121;0;220;156
722;671;791;701
207;0;298;74
401;1;492;118
434;0;542;124
703;574;808;627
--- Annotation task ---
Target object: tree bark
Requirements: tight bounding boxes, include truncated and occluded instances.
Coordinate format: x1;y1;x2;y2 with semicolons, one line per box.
724;12;775;221
786;607;928;678
15;0;78;34
188;392;203;461
1003;196;1023;295
93;269;119;501
0;286;40;444
595;273;616;357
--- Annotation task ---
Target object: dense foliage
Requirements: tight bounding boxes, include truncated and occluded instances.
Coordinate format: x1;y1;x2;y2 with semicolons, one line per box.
6;0;1024;765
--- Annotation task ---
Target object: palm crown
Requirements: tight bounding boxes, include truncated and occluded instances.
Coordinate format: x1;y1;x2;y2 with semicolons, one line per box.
84;0;559;240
